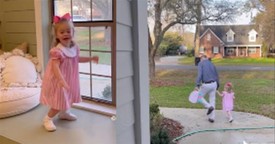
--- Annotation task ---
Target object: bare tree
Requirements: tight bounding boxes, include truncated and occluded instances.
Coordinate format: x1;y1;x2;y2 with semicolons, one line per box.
148;0;241;79
244;0;275;56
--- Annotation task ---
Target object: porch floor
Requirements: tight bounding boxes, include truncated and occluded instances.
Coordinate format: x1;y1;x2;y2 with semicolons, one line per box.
0;105;116;144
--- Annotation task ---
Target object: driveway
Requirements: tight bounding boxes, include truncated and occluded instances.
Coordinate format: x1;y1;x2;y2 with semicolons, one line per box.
156;56;275;71
160;108;275;144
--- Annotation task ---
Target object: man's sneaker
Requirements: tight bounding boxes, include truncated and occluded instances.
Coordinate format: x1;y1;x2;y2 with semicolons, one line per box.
229;117;234;123
43;116;56;132
59;112;77;121
207;106;214;115
208;118;215;123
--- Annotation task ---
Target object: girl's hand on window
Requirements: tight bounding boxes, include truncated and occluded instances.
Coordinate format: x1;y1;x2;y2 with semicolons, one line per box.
92;56;99;64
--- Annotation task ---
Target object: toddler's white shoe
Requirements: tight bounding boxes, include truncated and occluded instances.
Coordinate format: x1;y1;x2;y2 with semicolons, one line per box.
229;117;234;123
59;111;77;121
43;116;56;132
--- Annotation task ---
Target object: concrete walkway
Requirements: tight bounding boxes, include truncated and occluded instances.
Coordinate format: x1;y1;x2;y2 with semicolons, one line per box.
160;108;275;144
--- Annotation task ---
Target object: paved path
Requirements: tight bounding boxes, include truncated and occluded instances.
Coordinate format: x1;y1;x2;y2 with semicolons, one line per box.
156;56;275;71
160;108;275;144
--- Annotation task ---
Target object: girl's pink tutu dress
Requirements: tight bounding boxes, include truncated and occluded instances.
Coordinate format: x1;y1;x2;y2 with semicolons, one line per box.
222;91;234;111
40;43;81;110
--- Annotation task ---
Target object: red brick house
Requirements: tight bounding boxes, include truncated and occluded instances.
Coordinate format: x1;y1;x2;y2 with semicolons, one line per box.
199;25;262;58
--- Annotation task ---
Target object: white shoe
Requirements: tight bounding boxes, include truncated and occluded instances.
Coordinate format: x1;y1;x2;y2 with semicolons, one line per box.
59;111;77;121
43;116;56;132
229;117;234;123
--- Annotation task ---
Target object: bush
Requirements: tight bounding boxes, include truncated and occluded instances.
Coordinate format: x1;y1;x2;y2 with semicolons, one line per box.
186;49;194;57
157;32;183;56
150;103;171;144
102;85;111;99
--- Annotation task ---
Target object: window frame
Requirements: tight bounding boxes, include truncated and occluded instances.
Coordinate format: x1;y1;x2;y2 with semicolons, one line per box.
199;47;205;53
213;46;219;54
249;35;256;42
52;0;116;106
227;34;234;42
248;48;256;54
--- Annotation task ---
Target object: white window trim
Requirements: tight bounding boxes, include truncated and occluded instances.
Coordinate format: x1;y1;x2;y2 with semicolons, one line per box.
227;35;234;42
206;33;211;41
226;29;235;42
213;46;219;53
248;29;257;42
248;48;256;53
199;47;204;53
249;35;256;42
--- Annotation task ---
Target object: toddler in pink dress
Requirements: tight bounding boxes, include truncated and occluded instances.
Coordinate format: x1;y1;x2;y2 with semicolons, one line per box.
217;82;235;123
40;13;98;132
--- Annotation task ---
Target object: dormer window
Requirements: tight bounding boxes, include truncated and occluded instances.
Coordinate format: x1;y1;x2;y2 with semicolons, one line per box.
226;29;235;42
248;29;257;42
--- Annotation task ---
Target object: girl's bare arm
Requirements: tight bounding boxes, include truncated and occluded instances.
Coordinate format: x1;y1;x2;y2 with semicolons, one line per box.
216;90;223;96
79;56;99;63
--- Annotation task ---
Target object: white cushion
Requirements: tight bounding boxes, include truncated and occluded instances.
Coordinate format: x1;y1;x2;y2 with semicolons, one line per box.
0;87;40;118
2;56;37;83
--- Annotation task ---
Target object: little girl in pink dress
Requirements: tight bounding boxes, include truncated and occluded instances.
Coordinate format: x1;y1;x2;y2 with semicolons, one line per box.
217;82;235;123
40;13;98;132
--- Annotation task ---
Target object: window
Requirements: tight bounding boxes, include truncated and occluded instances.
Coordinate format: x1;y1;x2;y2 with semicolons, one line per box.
53;0;116;105
227;35;233;42
248;29;257;42
249;35;256;42
226;29;235;42
248;48;256;54
199;47;204;53
213;46;219;54
226;48;235;55
206;33;211;41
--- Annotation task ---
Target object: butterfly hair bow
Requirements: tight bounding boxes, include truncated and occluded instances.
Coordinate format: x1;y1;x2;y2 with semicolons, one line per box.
53;13;71;23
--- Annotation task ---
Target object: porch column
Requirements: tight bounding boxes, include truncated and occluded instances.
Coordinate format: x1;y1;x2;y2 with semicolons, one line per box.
248;45;250;56
236;46;238;57
132;0;150;143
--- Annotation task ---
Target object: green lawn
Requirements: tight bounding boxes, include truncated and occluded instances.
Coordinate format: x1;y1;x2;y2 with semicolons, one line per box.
150;69;275;119
179;56;275;66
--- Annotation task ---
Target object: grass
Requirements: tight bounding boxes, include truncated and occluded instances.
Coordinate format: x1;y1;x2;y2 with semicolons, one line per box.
179;56;275;66
74;27;112;65
150;69;275;119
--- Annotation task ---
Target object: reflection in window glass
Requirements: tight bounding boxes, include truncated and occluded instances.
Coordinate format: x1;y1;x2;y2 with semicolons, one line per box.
91;27;111;51
72;0;90;22
92;76;112;101
91;53;111;77
79;62;90;73
75;27;90;50
92;0;112;21
79;74;91;97
54;0;71;16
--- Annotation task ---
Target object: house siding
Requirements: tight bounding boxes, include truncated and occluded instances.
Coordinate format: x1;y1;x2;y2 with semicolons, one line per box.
116;0;135;143
0;0;37;55
116;0;149;143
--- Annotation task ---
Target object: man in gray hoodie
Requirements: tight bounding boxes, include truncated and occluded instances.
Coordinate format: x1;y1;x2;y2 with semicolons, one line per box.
195;55;219;123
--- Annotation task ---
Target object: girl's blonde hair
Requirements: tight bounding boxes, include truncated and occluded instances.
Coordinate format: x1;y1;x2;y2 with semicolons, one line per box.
51;18;75;47
225;82;233;92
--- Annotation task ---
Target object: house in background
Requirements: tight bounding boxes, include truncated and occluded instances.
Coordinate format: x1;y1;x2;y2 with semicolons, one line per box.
199;25;262;58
